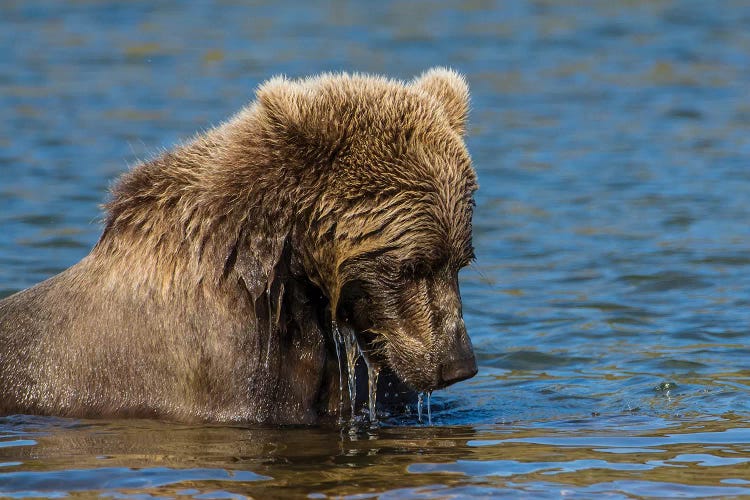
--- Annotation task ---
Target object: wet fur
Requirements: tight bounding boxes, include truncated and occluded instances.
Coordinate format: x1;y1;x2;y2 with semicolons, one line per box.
0;68;477;423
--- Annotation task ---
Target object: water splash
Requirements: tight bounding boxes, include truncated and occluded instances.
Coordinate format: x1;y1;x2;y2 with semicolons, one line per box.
343;328;360;419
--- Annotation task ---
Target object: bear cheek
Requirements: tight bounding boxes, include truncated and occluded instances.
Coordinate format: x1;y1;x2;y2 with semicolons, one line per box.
383;333;437;391
381;296;442;390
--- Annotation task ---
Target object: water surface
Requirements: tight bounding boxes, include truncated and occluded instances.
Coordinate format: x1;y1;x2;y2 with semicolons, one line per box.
1;0;750;497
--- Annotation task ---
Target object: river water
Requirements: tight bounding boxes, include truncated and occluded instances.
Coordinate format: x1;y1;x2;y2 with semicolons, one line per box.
1;0;749;498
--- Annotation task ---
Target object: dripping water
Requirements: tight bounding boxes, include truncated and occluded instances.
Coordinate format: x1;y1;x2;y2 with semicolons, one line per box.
343;328;360;419
361;353;380;423
331;320;344;420
331;317;380;426
417;392;423;423
427;391;432;425
417;391;433;425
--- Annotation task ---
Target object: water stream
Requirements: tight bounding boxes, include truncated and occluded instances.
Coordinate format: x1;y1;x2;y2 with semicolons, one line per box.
330;320;344;420
417;393;422;422
363;354;380;423
417;392;432;425
342;327;360;419
331;320;382;423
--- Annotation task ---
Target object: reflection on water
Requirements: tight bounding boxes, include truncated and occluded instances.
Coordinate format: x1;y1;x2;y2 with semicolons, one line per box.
1;415;749;498
1;0;750;497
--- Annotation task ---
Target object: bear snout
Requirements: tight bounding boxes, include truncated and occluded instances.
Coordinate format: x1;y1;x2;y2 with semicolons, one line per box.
434;318;477;388
438;355;478;388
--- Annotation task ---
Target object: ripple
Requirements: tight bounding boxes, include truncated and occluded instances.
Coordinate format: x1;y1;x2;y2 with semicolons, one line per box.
21;236;88;249
470;426;750;448
0;467;270;494
0;440;36;449
409;458;654;476
619;271;713;292
486;350;592;371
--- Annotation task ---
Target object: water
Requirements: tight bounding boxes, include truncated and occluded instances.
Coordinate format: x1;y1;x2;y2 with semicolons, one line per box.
2;0;750;497
335;322;380;424
343;327;361;420
426;392;432;426
418;392;424;423
417;392;433;426
331;320;345;420
363;354;380;423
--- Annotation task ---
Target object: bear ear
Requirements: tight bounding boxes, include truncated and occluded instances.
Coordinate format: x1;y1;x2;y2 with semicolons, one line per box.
412;67;470;135
255;75;308;133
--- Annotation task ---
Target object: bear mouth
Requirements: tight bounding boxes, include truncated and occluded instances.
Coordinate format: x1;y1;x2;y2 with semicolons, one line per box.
330;304;420;404
333;313;386;369
322;281;424;415
332;316;418;413
333;286;384;366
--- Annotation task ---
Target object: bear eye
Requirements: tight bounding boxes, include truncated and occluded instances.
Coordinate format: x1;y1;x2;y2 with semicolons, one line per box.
454;247;476;270
399;260;435;279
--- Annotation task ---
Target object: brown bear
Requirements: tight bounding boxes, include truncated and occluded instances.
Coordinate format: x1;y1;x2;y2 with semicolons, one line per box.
0;68;478;424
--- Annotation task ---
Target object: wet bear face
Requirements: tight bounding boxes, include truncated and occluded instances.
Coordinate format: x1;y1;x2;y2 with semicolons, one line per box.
258;68;478;393
333;133;477;390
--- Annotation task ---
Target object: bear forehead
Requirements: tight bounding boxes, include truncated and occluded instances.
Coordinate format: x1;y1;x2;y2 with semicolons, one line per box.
308;75;452;132
256;69;476;205
334;134;476;201
258;71;464;145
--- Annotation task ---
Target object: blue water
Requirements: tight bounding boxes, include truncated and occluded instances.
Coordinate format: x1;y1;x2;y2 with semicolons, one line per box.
1;0;749;498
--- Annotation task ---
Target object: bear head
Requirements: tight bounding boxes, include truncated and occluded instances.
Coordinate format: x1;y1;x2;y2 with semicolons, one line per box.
255;68;478;393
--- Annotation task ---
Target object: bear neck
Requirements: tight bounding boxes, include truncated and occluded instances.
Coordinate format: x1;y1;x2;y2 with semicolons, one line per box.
91;105;322;300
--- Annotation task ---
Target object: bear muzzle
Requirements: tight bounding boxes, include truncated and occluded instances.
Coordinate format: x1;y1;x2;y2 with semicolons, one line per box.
435;324;477;388
437;354;478;388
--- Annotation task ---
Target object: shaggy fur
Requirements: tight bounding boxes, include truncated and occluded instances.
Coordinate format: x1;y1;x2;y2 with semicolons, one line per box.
0;68;478;424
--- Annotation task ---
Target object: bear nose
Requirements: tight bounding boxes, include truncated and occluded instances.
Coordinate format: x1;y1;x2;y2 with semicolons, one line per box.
438;355;478;387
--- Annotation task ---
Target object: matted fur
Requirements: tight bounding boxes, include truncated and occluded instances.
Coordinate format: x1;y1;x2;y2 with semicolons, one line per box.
0;68;478;424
